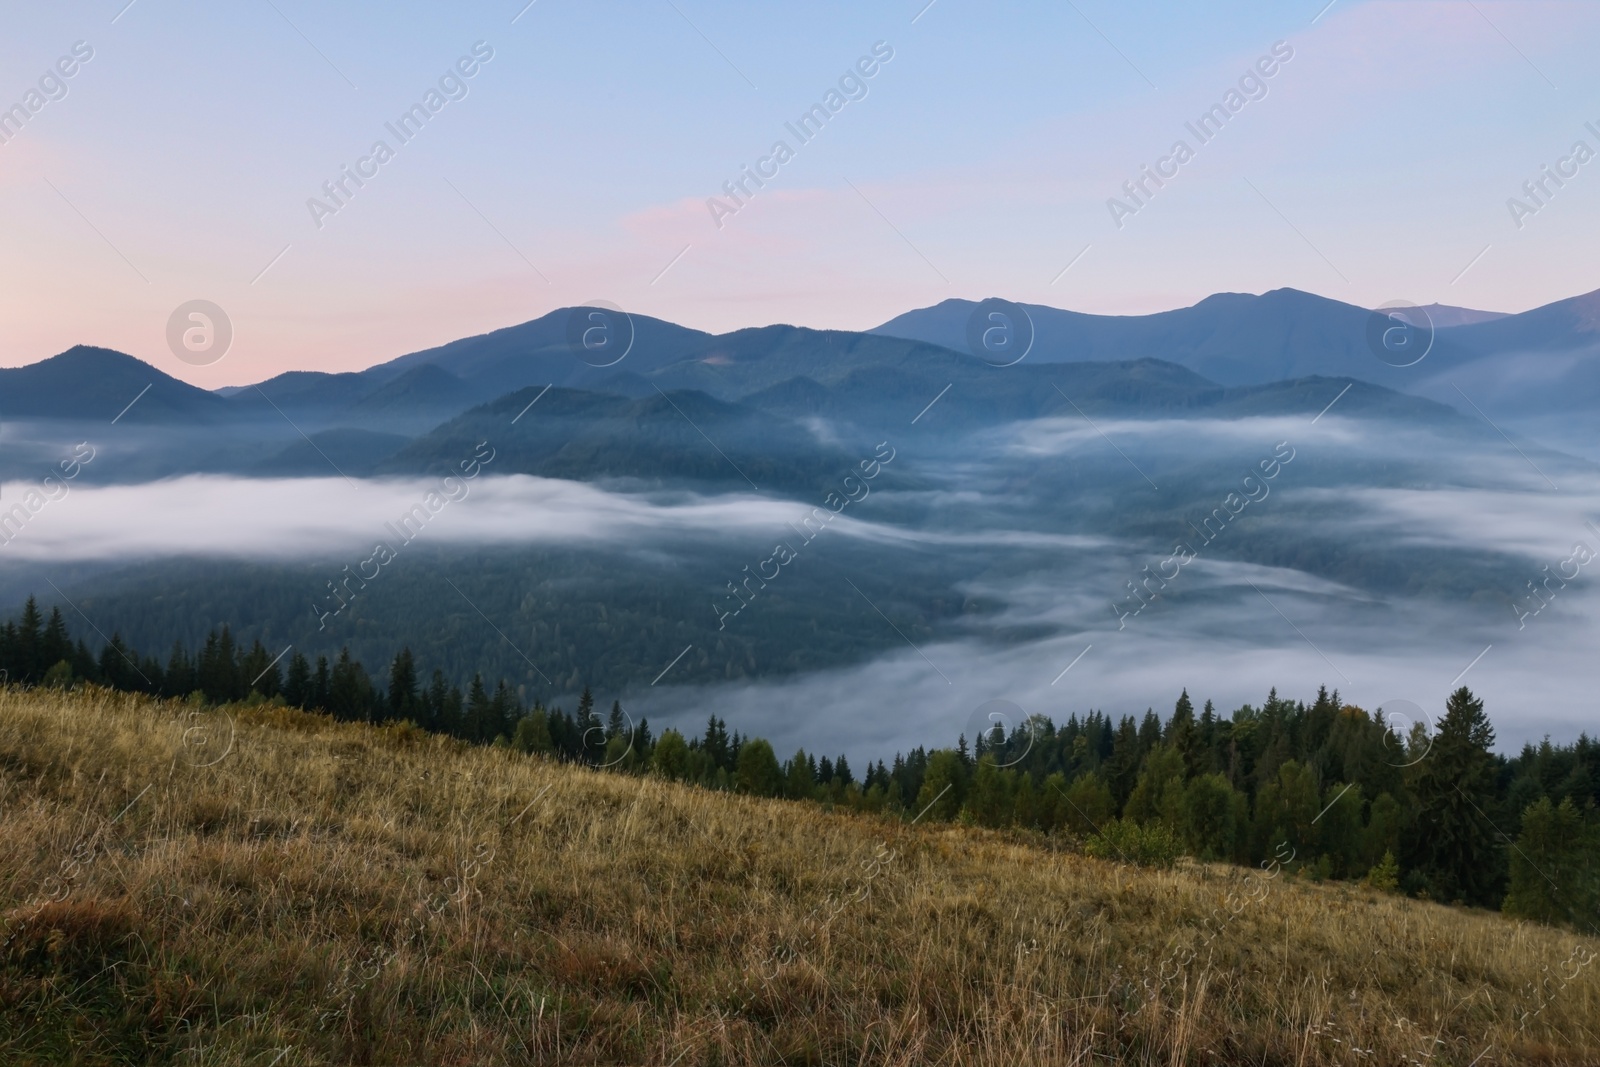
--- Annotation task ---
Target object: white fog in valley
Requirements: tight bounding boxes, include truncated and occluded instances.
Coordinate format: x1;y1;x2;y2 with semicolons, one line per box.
4;410;1595;762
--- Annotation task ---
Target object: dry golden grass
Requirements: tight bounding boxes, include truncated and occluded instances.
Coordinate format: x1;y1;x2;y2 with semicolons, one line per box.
1;685;1596;1066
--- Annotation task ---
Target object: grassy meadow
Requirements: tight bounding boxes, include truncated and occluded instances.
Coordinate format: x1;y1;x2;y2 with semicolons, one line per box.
1;684;1596;1065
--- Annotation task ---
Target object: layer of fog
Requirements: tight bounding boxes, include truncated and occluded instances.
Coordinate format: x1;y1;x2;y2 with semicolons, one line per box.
5;411;1596;762
3;411;1589;564
632;558;1600;765
982;411;1591;488
1;473;1093;563
627;412;1600;759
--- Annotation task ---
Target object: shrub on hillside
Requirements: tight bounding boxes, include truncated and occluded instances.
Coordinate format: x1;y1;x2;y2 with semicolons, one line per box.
1084;818;1180;869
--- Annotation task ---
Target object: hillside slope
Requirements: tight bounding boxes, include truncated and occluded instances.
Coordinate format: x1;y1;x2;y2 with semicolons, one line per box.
1;687;1596;1065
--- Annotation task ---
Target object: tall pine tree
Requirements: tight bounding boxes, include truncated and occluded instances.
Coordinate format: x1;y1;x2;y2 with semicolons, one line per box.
1406;687;1504;906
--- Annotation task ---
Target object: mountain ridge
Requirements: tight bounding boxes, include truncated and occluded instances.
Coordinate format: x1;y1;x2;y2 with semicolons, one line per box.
10;285;1599;463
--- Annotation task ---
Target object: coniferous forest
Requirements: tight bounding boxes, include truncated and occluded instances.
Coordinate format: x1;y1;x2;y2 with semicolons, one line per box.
2;595;1595;931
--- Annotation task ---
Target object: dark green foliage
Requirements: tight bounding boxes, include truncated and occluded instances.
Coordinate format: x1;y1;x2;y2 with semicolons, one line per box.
388;648;418;718
1085;819;1180;868
651;729;690;779
785;749;814;799
1502;796;1599;930
1180;773;1241;861
1055;771;1115;838
385;386;872;496
1406;687;1504;906
916;750;967;821
512;709;554;755
736;739;784;797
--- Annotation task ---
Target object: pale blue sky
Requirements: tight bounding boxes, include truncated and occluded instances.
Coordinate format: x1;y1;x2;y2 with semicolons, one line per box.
3;0;1598;385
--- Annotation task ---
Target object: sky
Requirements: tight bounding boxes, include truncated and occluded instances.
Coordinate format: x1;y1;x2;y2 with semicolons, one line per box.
3;0;1599;388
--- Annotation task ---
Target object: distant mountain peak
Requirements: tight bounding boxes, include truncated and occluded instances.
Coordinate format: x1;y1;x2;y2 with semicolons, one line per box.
1549;287;1600;329
0;344;226;423
50;344;149;366
1401;303;1507;328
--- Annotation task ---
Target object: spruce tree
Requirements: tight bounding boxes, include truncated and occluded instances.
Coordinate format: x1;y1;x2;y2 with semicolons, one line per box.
388;648;418;718
1137;709;1162;755
441;684;465;738
328;648;373;722
284;652;312;708
575;686;602;762
0;622;15;684
41;608;70;670
1167;689;1200;778
1198;698;1220;776
240;639;276;697
312;656;331;710
165;642;195;698
17;597;42;681
217;626;241;701
98;634;141;691
489;680;518;742
1105;716;1143;810
466;674;491;742
701;715;729;770
424;669;450;732
1406;687;1504;905
785;749;813;799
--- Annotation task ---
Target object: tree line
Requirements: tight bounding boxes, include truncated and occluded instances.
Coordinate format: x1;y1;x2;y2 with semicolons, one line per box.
1;596;1594;931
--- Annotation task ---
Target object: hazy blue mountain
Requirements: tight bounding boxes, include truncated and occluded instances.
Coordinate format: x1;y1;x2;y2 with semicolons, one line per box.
0;346;230;423
207;308;716;431
252;428;412;477
871;287;1600;456
225;369;386;418
871;289;1445;387
1445;288;1600;353
10;288;1594;479
1426;291;1600;409
1414;303;1507;328
735;359;1471;436
870;288;1594;392
379;386;875;494
1398;290;1600;455
378;307;715;394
